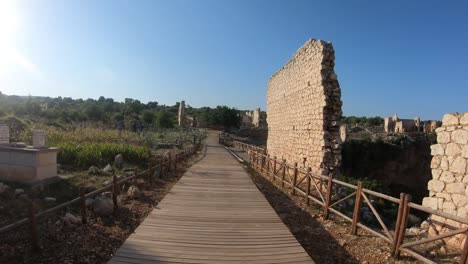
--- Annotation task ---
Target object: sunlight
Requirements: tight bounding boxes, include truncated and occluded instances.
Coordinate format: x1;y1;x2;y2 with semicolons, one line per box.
0;0;21;75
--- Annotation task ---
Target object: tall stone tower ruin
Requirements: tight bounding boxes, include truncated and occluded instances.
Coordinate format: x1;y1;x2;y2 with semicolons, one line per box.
178;100;185;127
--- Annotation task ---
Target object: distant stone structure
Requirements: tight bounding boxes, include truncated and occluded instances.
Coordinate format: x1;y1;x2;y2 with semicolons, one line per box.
178;101;186;127
241;112;253;128
384;114;421;133
241;108;262;128
423;112;468;247
424;120;441;133
252;108;261;128
266;38;342;176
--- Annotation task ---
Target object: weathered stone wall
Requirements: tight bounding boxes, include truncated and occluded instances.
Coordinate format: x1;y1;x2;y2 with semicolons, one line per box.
423;113;468;246
266;39;342;176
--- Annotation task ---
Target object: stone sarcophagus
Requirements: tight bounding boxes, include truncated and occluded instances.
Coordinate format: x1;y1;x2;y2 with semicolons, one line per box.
0;145;59;184
0;126;59;184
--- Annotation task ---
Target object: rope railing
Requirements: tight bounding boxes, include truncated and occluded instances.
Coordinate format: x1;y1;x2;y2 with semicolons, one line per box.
233;140;468;264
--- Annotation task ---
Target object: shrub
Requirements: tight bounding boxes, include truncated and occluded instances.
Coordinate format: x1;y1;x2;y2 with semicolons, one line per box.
57;143;150;168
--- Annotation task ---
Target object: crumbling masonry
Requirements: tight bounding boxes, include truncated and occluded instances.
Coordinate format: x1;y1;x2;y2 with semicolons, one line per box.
266;39;343;176
423;112;468;246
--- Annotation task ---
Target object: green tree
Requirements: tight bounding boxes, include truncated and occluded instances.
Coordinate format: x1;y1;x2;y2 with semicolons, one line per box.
155;111;174;128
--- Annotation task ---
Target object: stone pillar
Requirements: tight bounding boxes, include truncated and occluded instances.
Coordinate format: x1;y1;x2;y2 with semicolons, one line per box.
423;112;468;247
178;101;185;127
252;108;261;128
33;129;46;148
0;124;9;145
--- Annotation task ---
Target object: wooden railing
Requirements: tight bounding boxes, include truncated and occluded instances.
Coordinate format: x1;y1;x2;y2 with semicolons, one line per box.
233;140;468;264
0;144;202;251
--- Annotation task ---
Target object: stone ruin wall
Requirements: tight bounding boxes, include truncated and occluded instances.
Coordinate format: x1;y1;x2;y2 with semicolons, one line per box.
423;113;468;246
266;39;342;176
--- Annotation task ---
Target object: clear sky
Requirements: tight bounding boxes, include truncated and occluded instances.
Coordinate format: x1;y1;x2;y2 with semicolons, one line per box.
0;0;467;120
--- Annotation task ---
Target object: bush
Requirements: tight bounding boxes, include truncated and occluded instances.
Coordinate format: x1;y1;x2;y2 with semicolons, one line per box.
57;143;150;168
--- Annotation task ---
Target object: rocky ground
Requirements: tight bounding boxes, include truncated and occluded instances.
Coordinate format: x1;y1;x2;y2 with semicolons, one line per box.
0;150;205;264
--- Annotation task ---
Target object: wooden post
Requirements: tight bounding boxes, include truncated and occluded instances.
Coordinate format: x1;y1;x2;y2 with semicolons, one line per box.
28;202;39;252
281;160;286;187
261;154;265;174
272;156;277;182
133;168;138;186
324;174;333;220
460;232;468;264
112;174;119;210
79;187;87;224
292;162;298;195
174;154;178;172
351;181;363;235
306;167;311;205
159;157;164;178
167;155;172;173
256;152;260;170
392;193;406;255
148;162;153;185
266;155;270;178
394;194;411;258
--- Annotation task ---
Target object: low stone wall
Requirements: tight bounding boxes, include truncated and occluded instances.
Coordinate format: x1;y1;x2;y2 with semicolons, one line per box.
266;39;342;176
423;112;468;246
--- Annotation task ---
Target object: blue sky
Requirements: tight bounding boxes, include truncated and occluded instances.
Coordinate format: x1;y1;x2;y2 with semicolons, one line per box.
0;0;467;120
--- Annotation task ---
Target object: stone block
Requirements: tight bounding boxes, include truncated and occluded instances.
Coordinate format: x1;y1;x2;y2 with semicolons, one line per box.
460;113;468;126
442;114;459;126
446;183;465;194
445;143;461;156
450;156;466;174
422;197;439;210
452;129;468;145
440;171;455;183
437;131;451;144
428;180;445;192
431;144;445;156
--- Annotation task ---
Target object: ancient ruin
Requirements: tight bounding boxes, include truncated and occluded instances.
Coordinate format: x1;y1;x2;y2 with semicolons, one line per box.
241;108;262;128
266;39;342;176
252;108;261;128
384;113;421;133
423;112;468;246
178;100;186;127
0;125;59;184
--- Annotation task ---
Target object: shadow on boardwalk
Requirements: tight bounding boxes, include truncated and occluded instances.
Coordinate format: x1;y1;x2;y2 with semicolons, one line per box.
248;167;360;264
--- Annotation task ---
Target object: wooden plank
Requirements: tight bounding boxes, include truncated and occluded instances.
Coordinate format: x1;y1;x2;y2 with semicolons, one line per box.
109;132;314;264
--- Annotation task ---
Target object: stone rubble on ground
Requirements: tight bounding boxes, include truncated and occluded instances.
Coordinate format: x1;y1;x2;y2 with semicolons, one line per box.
114;154;123;169
127;185;141;199
44;197;56;202
93;194;114;217
63;212;80;226
102;164;113;174
14;189;24;196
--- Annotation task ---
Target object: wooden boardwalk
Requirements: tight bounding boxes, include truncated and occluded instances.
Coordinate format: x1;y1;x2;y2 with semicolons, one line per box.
109;133;314;264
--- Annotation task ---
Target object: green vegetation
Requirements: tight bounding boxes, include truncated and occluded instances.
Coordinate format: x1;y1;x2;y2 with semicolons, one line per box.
0;92;242;129
341;115;384;126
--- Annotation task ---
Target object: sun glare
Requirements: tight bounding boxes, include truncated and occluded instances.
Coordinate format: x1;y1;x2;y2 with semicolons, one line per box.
0;0;20;75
